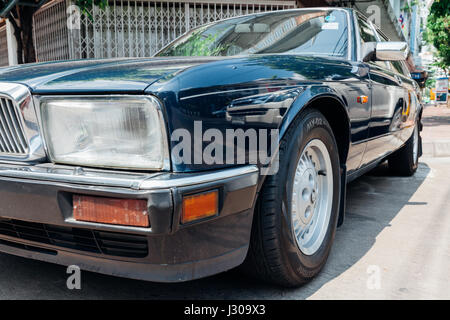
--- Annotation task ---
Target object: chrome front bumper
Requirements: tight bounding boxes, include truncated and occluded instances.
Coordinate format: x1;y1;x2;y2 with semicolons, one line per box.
0;163;259;282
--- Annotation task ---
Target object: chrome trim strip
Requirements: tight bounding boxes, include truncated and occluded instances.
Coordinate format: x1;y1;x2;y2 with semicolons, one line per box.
180;85;298;101
0;163;158;189
0;82;46;161
0;162;259;190
139;165;259;189
345;9;352;61
353;11;362;62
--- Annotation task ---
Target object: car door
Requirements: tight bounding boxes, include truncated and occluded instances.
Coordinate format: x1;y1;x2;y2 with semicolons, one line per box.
356;17;410;167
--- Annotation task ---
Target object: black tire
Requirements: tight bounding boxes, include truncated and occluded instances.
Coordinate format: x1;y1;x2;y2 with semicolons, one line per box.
242;108;341;287
388;123;420;176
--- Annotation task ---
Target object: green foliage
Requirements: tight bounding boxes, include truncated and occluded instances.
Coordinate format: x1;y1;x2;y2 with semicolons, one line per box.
74;0;107;18
425;0;450;72
425;77;436;89
402;0;419;13
161;30;229;57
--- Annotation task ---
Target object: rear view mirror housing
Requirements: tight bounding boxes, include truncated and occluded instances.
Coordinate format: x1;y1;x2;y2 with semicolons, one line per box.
375;42;409;61
362;41;409;62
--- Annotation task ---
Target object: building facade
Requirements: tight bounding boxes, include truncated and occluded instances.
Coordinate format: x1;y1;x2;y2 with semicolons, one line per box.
0;0;426;74
1;0;302;66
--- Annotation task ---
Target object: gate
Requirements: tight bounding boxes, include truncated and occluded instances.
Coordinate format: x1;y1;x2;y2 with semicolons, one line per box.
32;0;297;61
0;25;8;67
33;0;70;62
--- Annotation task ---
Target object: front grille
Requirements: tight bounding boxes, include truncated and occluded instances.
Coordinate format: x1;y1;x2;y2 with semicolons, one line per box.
0;218;148;258
0;97;28;155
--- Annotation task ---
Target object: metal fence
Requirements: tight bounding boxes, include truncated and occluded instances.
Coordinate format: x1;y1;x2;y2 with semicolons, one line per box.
0;25;8;67
32;0;297;61
33;0;70;62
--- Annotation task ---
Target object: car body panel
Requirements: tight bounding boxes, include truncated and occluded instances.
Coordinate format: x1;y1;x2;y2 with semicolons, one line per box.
145;54;373;173
0;57;221;94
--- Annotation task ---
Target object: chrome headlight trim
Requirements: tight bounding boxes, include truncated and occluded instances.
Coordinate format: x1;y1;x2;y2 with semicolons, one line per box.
35;95;171;171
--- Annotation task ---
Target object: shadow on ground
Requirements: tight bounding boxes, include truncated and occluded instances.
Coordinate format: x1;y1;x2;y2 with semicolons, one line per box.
0;162;431;299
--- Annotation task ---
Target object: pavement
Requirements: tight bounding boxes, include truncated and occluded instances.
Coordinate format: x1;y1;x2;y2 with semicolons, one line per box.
0;105;449;300
0;158;448;300
421;104;450;157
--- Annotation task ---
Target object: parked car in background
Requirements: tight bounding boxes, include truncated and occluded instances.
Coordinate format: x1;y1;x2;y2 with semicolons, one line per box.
0;8;422;286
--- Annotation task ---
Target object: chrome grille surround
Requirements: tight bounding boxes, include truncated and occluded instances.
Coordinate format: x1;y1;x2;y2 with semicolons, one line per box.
0;82;46;162
0;96;28;155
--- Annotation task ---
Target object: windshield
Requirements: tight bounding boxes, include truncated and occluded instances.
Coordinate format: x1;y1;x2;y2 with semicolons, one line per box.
157;10;348;58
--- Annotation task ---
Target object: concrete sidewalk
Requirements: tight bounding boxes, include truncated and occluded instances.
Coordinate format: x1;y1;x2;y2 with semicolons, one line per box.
1;158;449;299
421;104;450;157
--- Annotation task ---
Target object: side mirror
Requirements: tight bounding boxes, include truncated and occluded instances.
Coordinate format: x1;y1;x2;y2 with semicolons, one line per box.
375;42;408;61
361;41;408;62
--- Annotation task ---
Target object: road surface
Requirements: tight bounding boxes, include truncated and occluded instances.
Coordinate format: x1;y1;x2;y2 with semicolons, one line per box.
0;157;449;299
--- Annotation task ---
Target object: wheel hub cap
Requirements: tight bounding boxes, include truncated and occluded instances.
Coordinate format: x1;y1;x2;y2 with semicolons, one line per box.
291;139;334;256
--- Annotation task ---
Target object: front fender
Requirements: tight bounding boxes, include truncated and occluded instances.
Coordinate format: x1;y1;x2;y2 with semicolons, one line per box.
279;86;350;142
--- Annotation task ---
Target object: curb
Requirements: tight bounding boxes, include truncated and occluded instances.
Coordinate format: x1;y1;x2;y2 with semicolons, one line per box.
422;140;450;158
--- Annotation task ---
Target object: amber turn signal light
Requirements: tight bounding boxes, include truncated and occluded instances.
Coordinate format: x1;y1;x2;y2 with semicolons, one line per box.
182;190;219;224
357;95;368;104
73;195;149;227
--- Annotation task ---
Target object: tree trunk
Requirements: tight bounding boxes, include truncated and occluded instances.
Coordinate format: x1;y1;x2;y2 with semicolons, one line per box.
7;16;23;65
19;7;36;63
7;6;37;65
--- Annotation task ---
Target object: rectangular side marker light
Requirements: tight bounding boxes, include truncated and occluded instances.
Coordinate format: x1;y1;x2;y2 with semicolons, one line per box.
182;190;219;224
357;95;369;104
73;195;149;227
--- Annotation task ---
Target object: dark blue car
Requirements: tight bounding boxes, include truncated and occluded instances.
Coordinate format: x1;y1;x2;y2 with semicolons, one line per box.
0;8;422;286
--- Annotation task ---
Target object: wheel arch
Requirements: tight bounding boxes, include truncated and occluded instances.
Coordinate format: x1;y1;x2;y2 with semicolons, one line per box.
279;91;351;166
275;90;351;227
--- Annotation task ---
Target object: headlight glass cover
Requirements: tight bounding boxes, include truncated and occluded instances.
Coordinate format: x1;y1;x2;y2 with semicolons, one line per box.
40;96;169;170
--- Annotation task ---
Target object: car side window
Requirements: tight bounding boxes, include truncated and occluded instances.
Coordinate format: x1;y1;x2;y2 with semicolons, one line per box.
357;16;377;43
390;61;405;75
390;60;411;77
358;20;391;70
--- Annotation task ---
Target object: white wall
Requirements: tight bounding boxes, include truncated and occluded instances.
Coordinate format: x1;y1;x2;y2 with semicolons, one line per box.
5;20;18;66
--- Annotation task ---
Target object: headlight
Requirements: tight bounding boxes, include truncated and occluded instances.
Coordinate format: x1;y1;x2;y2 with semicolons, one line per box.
39;96;169;170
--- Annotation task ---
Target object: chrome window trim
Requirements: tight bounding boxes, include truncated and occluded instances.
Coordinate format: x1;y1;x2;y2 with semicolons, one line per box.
345;9;352;61
34;94;172;172
353;11;362;61
353;11;368;62
0;82;46;162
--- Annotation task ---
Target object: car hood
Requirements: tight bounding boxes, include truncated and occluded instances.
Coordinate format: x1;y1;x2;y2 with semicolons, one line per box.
0;57;225;94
